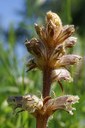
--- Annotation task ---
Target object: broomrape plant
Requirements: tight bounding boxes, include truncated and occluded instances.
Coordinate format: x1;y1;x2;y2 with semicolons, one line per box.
8;11;82;128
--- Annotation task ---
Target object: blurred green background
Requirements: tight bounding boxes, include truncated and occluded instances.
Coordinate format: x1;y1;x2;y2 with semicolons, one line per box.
0;0;85;128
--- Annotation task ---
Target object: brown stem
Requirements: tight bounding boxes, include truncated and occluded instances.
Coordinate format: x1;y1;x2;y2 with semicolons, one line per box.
42;67;52;98
36;114;48;128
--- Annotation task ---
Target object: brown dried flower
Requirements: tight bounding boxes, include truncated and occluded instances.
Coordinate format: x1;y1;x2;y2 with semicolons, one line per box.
25;11;82;85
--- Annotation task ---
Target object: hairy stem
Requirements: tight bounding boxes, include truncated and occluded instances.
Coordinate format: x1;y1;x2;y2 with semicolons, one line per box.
42;67;52;98
36;114;48;128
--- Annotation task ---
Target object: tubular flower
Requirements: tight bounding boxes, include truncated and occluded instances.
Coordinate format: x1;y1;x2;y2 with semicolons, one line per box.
7;95;43;114
25;11;82;84
43;95;79;115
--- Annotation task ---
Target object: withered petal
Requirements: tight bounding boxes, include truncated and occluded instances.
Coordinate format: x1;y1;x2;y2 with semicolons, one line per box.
34;24;43;39
56;25;75;45
50;44;65;61
46;20;55;37
25;38;46;58
25;38;38;54
35;24;47;43
26;58;37;71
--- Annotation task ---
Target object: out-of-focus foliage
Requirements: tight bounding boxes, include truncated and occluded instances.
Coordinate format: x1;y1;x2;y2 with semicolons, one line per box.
0;0;85;128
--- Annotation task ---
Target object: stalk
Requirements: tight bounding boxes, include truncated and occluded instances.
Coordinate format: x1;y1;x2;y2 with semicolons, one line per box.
42;67;52;98
36;67;52;128
36;114;48;128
